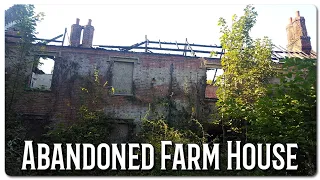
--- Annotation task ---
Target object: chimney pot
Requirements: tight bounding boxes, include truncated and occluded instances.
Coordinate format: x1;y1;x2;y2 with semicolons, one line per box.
296;11;300;17
82;19;94;48
289;17;292;24
70;19;82;47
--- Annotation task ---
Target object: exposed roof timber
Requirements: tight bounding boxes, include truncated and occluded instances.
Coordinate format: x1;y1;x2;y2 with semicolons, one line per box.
95;45;224;55
274;45;317;59
5;34;317;60
148;40;222;48
48;34;63;43
121;41;146;51
96;40;316;60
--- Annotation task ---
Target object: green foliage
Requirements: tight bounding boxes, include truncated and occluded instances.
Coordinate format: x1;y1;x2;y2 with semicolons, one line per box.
139;118;204;152
45;106;114;145
5;5;46;176
148;94;207;143
5;113;27;175
214;5;316;175
248;58;316;175
5;4;45;42
5;4;316;176
78;67;112;112
5;4;45;112
215;5;275;138
129;107;205;175
207;79;213;85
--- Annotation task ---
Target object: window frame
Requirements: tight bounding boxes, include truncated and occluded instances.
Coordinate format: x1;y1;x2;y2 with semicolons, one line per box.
205;67;222;101
27;54;56;92
108;56;139;96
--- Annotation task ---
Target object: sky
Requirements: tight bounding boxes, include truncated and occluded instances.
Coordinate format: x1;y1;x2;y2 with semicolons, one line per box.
3;3;318;75
30;4;317;49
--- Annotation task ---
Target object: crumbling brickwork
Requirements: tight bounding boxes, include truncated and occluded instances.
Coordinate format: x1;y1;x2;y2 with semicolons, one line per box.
5;43;215;135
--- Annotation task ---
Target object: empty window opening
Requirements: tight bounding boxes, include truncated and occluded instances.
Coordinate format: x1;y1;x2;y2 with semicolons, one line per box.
205;68;223;99
206;68;223;85
30;56;55;90
112;61;134;95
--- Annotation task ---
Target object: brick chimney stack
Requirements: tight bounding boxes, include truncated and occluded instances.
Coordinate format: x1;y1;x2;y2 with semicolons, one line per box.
70;18;83;47
82;19;95;48
286;11;312;54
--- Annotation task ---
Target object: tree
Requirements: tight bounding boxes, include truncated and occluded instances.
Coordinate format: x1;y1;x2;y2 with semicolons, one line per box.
215;5;316;175
5;4;44;42
215;5;275;142
249;58;316;175
5;5;45;112
5;4;45;175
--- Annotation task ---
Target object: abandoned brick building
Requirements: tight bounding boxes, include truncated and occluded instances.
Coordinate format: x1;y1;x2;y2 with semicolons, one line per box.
5;11;316;142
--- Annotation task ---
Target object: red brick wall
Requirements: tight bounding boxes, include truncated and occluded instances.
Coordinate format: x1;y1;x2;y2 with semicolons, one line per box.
6;44;210;124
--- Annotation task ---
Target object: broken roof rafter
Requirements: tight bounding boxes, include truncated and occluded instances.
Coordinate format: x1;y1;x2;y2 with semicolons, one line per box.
272;44;317;60
94;44;224;55
94;39;317;60
5;34;316;60
94;38;224;58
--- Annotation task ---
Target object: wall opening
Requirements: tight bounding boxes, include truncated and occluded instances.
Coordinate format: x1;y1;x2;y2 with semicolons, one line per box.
205;68;223;99
30;56;55;90
108;119;135;143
